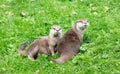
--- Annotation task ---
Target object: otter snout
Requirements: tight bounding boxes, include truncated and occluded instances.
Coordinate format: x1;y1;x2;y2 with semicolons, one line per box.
56;30;60;32
54;32;59;37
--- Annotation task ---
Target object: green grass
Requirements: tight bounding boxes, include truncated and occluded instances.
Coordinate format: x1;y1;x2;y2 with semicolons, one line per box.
0;0;120;74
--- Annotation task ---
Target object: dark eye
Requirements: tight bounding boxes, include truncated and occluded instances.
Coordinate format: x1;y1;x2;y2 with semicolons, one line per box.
53;28;56;30
84;22;87;24
86;20;88;23
59;28;61;30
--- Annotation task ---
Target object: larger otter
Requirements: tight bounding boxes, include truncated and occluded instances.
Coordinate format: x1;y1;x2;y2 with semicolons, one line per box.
18;25;62;61
52;19;89;64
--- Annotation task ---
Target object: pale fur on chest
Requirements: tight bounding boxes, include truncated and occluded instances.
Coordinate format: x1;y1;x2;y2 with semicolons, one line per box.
48;36;59;46
48;36;60;56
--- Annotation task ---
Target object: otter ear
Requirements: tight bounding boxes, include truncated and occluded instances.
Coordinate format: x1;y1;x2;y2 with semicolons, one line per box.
50;27;52;29
76;22;82;26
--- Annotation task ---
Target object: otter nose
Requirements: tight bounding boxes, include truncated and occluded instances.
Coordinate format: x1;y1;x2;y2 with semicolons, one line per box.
84;23;88;26
84;24;87;26
56;30;59;31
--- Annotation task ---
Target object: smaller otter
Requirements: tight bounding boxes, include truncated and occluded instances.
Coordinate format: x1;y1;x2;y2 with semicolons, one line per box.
52;19;89;64
18;25;62;61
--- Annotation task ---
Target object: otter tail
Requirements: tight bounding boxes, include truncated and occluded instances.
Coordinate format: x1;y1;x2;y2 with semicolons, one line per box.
52;55;72;64
18;41;33;56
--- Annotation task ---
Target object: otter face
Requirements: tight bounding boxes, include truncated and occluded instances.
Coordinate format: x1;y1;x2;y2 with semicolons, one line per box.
76;19;89;31
50;25;62;37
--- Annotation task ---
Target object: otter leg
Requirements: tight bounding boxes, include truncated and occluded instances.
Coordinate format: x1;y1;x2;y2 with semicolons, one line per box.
28;55;35;61
49;46;54;56
28;45;39;61
52;55;72;64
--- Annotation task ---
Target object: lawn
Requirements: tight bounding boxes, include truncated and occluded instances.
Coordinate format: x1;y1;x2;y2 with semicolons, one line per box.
0;0;120;74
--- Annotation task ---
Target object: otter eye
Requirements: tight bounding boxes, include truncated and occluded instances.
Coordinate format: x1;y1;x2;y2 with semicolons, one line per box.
53;28;56;30
59;28;61;30
84;22;87;24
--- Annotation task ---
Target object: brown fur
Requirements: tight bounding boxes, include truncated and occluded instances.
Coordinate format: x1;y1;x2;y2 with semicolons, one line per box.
18;25;62;61
18;37;50;60
52;19;89;64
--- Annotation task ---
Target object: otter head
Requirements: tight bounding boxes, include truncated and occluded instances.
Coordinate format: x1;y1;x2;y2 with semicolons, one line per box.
50;25;62;38
75;19;89;31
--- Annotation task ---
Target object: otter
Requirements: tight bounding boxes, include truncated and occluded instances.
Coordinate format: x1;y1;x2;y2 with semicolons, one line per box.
18;25;62;61
52;19;89;64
